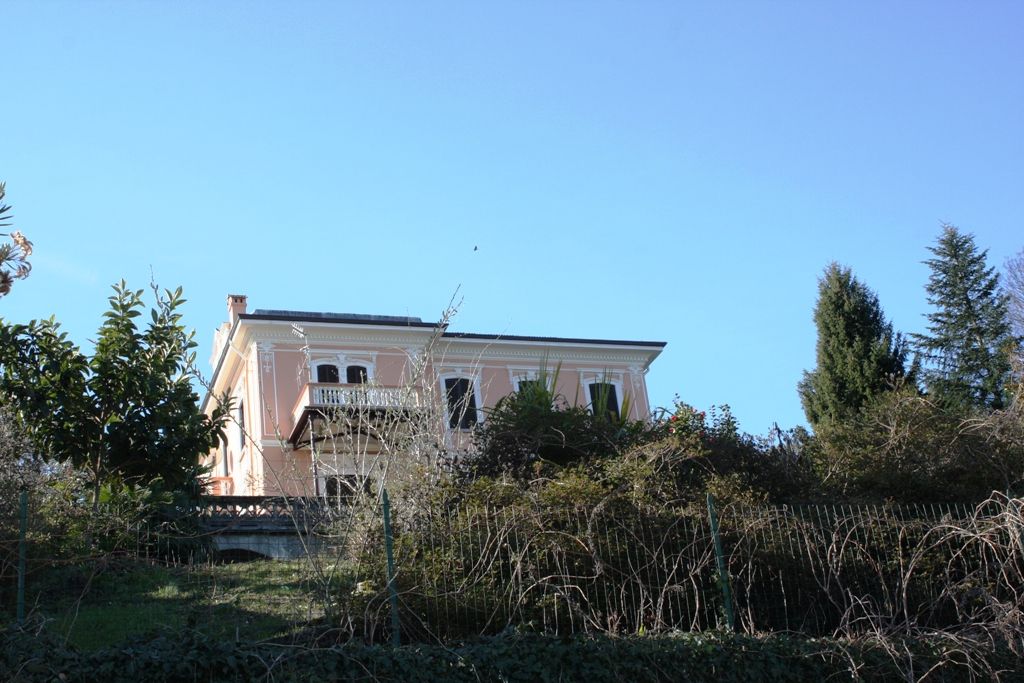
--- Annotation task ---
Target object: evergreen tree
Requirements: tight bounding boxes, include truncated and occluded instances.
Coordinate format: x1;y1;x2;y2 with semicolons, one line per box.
913;224;1013;410
799;263;909;433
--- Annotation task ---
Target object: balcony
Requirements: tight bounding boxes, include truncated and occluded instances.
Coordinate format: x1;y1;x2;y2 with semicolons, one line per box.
289;383;420;445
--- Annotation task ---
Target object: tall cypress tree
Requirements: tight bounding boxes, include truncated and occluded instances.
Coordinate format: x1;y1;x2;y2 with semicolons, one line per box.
799;263;909;433
912;224;1013;410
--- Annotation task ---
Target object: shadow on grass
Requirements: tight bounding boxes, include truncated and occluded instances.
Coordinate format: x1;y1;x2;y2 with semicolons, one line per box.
21;558;348;650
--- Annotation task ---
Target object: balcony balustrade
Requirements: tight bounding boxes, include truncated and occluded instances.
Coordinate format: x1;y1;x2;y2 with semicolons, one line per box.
289;382;420;444
196;495;326;533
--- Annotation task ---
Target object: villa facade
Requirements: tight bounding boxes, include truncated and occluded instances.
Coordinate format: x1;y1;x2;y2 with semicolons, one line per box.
200;295;665;497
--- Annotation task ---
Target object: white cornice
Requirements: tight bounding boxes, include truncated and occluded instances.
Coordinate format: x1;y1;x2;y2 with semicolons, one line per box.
205;319;664;410
248;327;435;348
433;340;658;365
241;326;659;364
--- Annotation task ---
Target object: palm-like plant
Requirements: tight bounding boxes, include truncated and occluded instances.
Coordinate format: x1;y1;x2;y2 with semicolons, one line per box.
0;182;33;297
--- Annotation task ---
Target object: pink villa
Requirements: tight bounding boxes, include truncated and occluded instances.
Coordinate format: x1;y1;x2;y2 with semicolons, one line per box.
200;295;666;497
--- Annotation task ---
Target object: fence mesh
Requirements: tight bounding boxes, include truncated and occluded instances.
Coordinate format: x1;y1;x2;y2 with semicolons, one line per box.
373;499;1019;642
2;494;1022;650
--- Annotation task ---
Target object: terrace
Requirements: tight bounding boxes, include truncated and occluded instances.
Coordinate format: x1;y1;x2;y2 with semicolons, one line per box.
288;382;422;446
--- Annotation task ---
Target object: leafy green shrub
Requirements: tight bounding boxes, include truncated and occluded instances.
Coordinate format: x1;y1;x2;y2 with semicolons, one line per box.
2;624;1020;682
466;367;657;479
0;283;229;509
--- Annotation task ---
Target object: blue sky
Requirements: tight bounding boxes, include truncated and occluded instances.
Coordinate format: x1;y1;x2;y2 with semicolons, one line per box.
4;1;1022;436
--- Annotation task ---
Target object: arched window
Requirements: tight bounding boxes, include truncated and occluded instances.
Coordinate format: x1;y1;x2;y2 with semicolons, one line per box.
346;365;368;384
316;364;340;383
588;382;620;421
443;376;479;430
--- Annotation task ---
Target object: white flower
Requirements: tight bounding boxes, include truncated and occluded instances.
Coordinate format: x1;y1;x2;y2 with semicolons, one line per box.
10;231;32;258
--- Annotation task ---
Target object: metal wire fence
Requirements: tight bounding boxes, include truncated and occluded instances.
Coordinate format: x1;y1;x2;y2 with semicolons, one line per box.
3;493;1022;650
374;501;722;642
0;495;335;649
367;496;1024;644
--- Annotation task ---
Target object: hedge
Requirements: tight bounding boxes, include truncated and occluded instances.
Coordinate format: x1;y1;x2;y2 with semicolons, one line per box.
2;625;1021;682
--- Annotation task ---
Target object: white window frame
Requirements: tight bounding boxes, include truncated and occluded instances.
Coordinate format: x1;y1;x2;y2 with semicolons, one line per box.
220;440;231;477
579;371;625;418
515;377;542;393
439;371;483;430
312;359;341;383
310;353;377;384
508;367;545;392
344;363;372;384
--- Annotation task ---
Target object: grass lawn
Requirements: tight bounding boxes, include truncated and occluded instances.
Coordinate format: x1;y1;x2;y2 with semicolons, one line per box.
22;558;346;650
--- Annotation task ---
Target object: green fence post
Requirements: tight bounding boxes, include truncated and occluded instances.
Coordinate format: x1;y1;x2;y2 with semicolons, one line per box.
706;493;735;631
17;489;28;625
382;488;402;646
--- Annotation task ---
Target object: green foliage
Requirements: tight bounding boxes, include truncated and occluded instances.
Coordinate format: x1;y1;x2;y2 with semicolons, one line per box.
468;365;653;478
458;398;814;509
0;477;216;615
0;282;228;503
0;406;38;515
642;401;815;506
13;559;318;650
0;316;89;453
809;382;1024;502
2;626;1018;682
797;241;1022;501
912;225;1014;410
799;262;910;434
0;181;33;298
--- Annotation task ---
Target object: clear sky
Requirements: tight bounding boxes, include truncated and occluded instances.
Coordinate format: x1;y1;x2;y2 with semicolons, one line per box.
4;1;1022;436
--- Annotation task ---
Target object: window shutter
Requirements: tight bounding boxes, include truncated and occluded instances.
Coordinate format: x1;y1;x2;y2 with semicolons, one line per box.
317;364;340;383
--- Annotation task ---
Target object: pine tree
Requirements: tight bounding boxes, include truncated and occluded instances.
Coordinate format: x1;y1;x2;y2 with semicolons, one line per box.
912;225;1013;410
799;263;909;433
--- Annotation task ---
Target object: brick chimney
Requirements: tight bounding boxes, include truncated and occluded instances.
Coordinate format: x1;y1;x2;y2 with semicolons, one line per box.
227;294;247;325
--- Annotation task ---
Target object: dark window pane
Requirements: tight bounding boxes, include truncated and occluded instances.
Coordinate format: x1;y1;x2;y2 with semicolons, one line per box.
445;377;478;429
317;364;340;383
238;400;246;448
517;379;541;395
589;383;619;420
326;475;369;505
346;365;368;384
326;475;351;504
464;384;478;427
